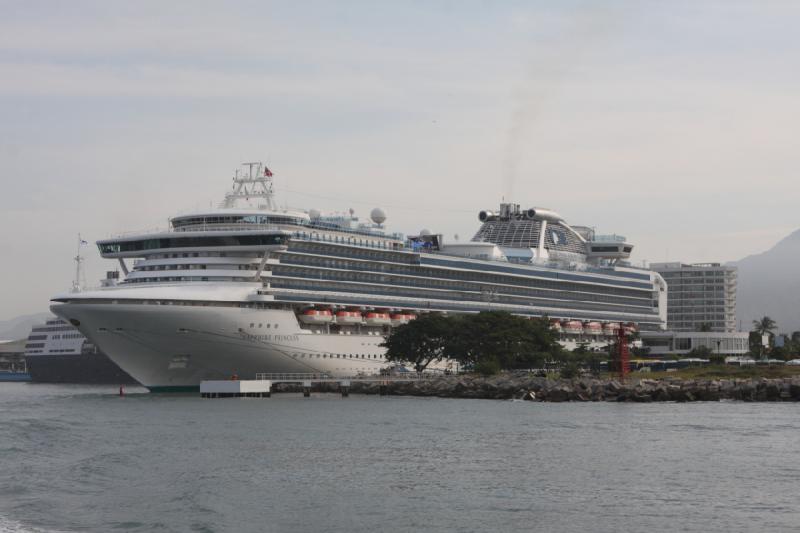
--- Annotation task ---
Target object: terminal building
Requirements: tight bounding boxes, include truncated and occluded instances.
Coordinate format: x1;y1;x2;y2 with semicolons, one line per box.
640;262;748;357
639;330;750;357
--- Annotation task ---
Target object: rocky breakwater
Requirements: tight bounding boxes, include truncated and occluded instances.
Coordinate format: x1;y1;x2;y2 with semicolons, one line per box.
349;373;800;402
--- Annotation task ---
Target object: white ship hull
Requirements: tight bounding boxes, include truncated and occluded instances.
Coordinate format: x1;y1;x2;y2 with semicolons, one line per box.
51;301;393;391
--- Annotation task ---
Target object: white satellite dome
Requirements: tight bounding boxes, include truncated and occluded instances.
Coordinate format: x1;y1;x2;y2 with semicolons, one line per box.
370;207;387;225
419;228;432;236
308;208;321;220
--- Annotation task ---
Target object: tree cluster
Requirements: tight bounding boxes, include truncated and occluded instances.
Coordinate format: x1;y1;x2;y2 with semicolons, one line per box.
381;311;563;374
748;316;800;361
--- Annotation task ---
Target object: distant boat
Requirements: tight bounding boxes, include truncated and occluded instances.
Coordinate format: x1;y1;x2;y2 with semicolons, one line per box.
0;370;31;382
24;317;137;384
0;339;30;381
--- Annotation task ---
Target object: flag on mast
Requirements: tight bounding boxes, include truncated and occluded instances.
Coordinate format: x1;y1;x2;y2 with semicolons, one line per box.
264;166;273;177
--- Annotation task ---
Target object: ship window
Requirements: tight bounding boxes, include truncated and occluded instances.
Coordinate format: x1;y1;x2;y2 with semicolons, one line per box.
250;323;254;328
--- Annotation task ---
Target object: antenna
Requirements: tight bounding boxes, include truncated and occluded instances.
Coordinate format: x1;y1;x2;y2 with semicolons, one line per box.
72;233;87;293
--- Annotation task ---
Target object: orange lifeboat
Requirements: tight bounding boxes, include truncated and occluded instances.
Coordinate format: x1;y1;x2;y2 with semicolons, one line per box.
563;320;584;335
603;322;620;336
584;321;603;335
335;310;363;325
365;312;391;326
298;309;333;324
391;313;410;326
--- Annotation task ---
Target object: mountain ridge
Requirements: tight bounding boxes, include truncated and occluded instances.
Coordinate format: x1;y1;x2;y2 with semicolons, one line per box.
732;228;800;333
0;312;52;341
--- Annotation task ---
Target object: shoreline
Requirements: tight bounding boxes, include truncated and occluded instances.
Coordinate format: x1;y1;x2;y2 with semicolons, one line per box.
334;373;800;402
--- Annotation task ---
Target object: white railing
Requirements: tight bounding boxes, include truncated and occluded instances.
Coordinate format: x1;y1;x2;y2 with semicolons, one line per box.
254;372;432;382
255;372;332;381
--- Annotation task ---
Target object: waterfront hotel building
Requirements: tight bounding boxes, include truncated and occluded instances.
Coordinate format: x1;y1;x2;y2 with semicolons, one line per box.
650;262;738;333
641;262;747;357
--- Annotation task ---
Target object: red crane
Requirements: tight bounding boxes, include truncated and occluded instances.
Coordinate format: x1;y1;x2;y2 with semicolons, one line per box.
617;326;630;380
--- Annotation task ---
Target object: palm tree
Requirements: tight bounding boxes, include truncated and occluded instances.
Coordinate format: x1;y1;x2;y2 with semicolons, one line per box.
752;316;777;359
752;316;777;337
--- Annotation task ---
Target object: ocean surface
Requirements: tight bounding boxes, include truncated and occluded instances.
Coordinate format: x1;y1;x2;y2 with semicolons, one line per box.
1;384;798;533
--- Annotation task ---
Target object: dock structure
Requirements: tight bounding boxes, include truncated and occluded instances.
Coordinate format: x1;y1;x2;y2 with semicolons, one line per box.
200;372;431;398
200;379;272;398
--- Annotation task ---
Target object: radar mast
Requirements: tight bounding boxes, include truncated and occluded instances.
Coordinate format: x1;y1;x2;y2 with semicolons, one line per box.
221;161;277;210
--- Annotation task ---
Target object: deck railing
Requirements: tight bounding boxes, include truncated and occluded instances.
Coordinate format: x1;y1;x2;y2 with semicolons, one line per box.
254;372;431;382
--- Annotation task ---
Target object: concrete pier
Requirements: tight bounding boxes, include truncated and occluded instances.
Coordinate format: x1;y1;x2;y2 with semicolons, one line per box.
200;379;271;398
199;373;432;399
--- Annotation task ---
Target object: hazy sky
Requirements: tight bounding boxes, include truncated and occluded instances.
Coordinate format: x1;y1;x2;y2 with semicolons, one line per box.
1;1;799;320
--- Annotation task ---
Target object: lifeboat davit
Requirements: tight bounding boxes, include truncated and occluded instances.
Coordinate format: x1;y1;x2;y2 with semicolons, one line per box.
365;312;391;326
584;321;603;335
335;310;363;325
623;322;638;335
603;322;620;336
298;309;333;324
563;320;584;335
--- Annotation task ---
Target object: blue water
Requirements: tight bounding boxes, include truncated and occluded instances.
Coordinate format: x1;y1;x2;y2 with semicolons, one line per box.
1;383;798;532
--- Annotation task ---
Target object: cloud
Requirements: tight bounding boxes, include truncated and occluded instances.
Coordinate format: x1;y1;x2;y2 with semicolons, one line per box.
2;1;800;320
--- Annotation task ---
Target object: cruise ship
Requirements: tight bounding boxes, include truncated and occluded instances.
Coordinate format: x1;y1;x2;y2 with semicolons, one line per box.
51;162;667;391
24;317;137;384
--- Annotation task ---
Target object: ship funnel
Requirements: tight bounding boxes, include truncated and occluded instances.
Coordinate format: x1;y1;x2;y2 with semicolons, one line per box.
479;211;495;222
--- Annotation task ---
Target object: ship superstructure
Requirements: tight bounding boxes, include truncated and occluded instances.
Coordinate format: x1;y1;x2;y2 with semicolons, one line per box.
51;162;666;390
